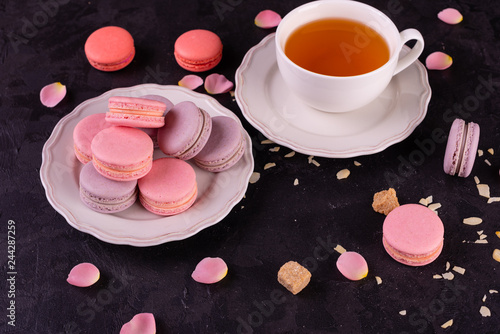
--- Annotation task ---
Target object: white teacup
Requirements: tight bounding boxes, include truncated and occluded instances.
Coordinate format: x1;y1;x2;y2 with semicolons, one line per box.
275;0;424;113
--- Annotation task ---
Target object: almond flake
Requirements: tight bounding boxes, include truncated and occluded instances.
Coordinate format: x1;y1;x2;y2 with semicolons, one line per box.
474;176;480;184
419;198;429;206
264;162;276;170
399;310;407;316
428;203;441;211
353;161;362;166
496;231;500;239
307;155;314;163
446;262;451;271
442;272;454;280
488;148;494;155
482;294;487;302
477;230;484;235
477;184;490;198
480;305;491;317
261;139;274;144
311;159;320;167
426;195;433;204
334;244;346;254
489;290;498;294
478;149;484;157
479;234;487;240
463;217;483;225
475;239;488;244
441;319;453;329
484;159;491;166
229;90;235;97
336;169;350;180
493;249;500;262
293;178;299;186
487;197;500;204
452;266;465;275
375;276;382;285
249;172;261;184
269;146;280;152
284;151;295;158
433;274;443;279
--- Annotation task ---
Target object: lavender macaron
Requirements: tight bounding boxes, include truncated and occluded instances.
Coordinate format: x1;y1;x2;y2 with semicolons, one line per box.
194;116;245;172
443;118;480;178
157;101;212;160
79;162;138;213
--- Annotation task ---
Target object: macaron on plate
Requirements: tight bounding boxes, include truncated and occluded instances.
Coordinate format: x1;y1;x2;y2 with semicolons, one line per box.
40;85;254;246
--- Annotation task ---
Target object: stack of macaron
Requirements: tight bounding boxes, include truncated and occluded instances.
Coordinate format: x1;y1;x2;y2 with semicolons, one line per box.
73;95;245;216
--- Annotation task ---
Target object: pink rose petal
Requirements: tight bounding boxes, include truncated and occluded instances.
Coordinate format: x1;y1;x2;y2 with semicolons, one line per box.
255;10;282;29
120;313;156;334
192;257;228;284
40;82;66;107
178;74;203;90
438;8;463;25
426;51;453;70
204;74;234;95
67;263;100;287
336;251;368;281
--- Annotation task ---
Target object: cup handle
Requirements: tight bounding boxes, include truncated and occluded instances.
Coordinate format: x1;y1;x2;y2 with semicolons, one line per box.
393;28;425;76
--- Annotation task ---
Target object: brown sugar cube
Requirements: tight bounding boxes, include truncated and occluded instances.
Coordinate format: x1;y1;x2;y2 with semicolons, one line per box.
277;261;311;295
372;188;400;215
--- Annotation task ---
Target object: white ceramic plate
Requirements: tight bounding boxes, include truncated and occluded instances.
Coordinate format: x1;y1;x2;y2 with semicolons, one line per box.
235;33;432;158
40;85;254;247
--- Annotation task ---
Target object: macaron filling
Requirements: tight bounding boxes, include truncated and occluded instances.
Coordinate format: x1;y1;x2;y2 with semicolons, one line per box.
92;156;152;180
139;185;197;215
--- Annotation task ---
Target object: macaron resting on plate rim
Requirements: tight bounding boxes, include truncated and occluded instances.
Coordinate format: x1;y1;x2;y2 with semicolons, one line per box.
40;84;254;247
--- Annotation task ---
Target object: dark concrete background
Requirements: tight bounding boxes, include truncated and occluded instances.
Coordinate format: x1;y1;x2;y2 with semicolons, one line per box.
1;0;499;333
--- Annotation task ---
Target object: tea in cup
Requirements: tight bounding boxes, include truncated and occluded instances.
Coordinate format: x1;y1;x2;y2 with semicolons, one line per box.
275;0;424;112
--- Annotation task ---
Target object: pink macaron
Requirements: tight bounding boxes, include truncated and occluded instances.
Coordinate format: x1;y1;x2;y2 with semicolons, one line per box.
73;113;115;164
174;29;223;72
138;158;197;216
382;204;444;266
84;26;135;71
106;96;169;128
194;116;245;172
79;162;138;213
157;101;212;160
91;126;154;181
443;118;480;178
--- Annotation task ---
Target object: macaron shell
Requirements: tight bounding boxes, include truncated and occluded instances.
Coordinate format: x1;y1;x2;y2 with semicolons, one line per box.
382;204;444;266
84;26;135;71
106;96;167;128
91;126;153;181
443;118;465;176
158;101;212;160
174;29;223;72
79;162;138;213
138;158;197;216
194;116;245;172
73;113;115;164
458;122;480;177
382;237;443;266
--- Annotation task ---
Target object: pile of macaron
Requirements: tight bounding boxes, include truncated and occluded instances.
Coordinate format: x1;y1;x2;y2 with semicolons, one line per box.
73;95;245;216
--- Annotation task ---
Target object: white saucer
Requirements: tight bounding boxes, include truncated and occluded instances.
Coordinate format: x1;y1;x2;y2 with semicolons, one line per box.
235;33;432;158
40;85;254;247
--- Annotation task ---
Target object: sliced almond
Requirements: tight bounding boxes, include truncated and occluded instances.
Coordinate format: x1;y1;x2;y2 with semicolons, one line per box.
426;195;433;204
353;161;362;166
284;151;295;158
489;290;498;294
477;149;484;157
484;159;492;166
336;169;350;180
419;198;429;206
311;159;320;167
463;217;483;225
428;203;441;211
264;162;276;170
307;155;314;163
474;176;480;184
269;146;280;152
477;184;490;198
334;244;346;254
441;319;453;329
488;148;494;155
399;310;407;316
445;262;451;271
482;294;487;302
475;239;488;244
293;178;299;186
433;274;443;279
496;231;500;239
479;234;487;240
442;272;454;280
452;266;465;275
261;139;274;144
487;197;500;204
375;276;382;285
480;305;491;317
249;172;261;184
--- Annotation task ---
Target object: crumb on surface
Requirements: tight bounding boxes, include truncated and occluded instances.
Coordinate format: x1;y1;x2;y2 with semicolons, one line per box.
372;188;400;215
